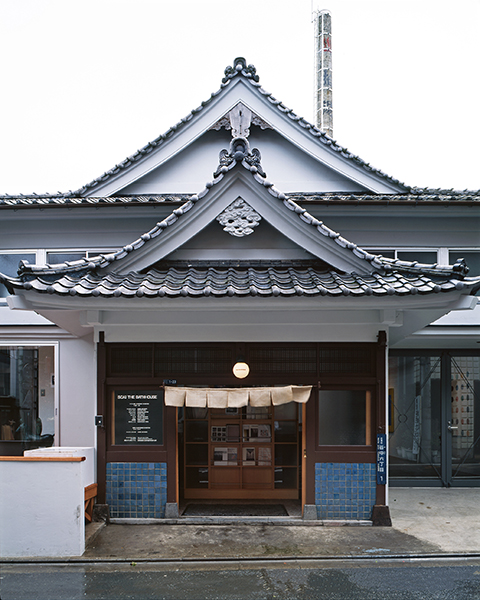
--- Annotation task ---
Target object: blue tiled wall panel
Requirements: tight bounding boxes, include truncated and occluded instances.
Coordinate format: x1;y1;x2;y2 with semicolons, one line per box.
315;463;376;520
106;462;167;518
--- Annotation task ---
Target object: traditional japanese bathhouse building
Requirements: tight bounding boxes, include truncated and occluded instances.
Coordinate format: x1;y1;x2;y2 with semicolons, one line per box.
1;59;479;521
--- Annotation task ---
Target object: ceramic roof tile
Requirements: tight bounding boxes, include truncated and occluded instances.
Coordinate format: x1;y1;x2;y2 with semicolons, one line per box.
4;263;480;300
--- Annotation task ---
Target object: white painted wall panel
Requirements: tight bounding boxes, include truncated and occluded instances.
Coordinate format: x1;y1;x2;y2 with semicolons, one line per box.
58;336;96;447
0;459;86;557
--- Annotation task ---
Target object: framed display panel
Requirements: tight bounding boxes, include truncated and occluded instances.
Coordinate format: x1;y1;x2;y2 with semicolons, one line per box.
113;390;164;445
183;404;299;499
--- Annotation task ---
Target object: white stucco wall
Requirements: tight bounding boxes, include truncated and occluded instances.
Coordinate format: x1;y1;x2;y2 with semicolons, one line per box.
24;446;95;487
0;458;87;557
58;335;96;448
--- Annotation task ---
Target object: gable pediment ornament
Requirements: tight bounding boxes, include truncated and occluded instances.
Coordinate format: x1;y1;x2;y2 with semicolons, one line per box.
216;198;262;237
216;138;267;178
210;102;271;135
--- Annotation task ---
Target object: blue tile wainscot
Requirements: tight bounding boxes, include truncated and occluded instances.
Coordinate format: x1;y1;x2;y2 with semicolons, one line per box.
315;463;376;520
106;462;167;518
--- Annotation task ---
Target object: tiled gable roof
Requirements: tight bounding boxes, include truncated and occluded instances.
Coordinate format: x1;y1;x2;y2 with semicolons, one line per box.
0;58;416;200
67;58;410;196
1;140;475;295
2;136;478;301
0;142;435;278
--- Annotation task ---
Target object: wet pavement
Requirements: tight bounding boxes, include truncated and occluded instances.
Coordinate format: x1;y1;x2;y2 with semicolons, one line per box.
4;559;480;600
83;522;439;561
78;488;480;561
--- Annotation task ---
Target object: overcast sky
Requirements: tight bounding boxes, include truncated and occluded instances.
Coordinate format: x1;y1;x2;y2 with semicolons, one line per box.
0;0;479;195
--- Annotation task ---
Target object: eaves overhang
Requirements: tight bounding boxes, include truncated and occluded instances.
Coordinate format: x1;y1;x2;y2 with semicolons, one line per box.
4;276;478;312
5;278;477;344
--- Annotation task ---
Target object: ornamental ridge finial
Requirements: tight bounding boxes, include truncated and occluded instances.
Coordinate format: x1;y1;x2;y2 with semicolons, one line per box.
222;57;260;84
214;142;266;179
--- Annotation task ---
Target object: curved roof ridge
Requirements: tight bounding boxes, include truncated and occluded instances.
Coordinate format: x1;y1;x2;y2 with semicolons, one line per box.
53;57;411;197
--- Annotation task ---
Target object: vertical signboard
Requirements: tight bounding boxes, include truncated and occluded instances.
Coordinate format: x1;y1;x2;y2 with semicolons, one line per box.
376;433;387;485
114;390;163;445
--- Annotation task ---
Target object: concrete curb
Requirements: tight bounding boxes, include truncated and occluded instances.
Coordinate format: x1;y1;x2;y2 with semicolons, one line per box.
3;552;480;565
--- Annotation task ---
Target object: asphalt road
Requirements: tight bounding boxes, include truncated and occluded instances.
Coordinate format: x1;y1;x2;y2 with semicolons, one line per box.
1;558;480;600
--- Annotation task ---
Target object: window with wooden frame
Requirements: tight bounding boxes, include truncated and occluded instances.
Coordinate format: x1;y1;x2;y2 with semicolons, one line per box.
317;388;374;447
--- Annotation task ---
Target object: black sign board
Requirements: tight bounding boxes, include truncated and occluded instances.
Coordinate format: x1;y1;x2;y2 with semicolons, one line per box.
114;390;163;445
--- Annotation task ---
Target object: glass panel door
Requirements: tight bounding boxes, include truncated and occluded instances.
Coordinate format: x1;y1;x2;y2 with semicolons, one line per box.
450;356;480;481
389;355;443;480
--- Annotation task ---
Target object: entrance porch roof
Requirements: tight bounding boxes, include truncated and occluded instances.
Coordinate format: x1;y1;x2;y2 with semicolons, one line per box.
3;260;478;300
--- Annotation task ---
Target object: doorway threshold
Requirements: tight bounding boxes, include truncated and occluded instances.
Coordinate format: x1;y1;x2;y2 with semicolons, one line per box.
179;499;302;519
109;516;373;526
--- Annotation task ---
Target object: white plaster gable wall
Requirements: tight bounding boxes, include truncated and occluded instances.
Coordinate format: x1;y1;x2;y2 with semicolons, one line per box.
87;78;405;197
119;128;368;195
120;129;232;195
167;220;316;261
106;172;373;276
245;128;368;193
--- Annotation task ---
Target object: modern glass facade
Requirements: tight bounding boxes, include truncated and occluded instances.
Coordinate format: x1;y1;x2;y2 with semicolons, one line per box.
389;352;480;486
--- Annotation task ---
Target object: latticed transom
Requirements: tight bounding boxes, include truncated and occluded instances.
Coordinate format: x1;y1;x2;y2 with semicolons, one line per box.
109;346;153;375
106;343;376;379
154;347;234;375
318;348;375;374
247;347;317;374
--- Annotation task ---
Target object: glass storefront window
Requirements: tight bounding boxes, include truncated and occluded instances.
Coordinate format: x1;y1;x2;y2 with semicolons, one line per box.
0;346;55;450
388;355;442;478
318;389;372;445
451;356;480;479
389;353;480;484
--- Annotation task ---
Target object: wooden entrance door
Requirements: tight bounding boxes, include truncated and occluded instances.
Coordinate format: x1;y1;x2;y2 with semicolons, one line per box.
183;404;299;500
